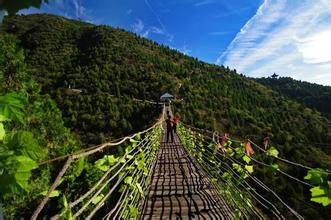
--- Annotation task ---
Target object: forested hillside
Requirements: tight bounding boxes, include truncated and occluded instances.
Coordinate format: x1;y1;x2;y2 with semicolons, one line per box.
256;77;331;118
1;14;331;218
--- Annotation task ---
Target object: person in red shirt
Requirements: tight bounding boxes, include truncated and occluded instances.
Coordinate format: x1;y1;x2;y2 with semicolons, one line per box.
172;113;180;133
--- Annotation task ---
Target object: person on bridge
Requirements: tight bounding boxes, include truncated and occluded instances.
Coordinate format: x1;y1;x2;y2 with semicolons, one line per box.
166;115;174;143
166;110;171;119
172;113;180;133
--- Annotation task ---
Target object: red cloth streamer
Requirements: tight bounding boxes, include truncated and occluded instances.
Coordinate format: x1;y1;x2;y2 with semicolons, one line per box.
245;140;255;156
220;133;229;147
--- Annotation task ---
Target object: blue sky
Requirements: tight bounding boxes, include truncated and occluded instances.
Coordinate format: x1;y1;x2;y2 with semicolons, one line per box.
17;0;331;85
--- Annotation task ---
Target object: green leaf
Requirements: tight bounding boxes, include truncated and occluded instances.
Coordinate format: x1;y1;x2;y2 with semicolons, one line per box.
94;155;119;172
136;159;145;170
60;195;73;220
0;93;26;123
92;194;105;205
129;138;139;143
118;185;126;193
119;157;126;163
125;166;135;172
269;163;280;174
232;163;241;171
211;178;218;184
0;123;5;140
234;147;245;158
128;204;139;218
14;156;38;190
222;172;231;180
40;190;61;198
62;195;68;208
136;182;144;196
0;114;8;122
7;131;47;160
267;147;279;158
242;155;251;164
0;147;14;157
304;168;327;185
245;165;254;174
310;185;331;206
234;208;242;219
125;145;132;154
124;176;133;185
73;157;85;177
106;155;119;165
143;167;149;176
197;152;203;159
94;158;109;172
126;154;134;160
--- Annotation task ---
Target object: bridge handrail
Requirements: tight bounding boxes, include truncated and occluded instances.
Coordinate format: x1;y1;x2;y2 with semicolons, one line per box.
182;123;331;174
31;105;166;220
178;124;306;219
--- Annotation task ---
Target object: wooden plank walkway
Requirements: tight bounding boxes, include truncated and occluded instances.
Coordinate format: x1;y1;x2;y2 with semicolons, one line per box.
140;133;235;220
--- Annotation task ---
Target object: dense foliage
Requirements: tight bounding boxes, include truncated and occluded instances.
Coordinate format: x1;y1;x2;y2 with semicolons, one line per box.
0;32;82;218
255;77;331;118
1;14;331;218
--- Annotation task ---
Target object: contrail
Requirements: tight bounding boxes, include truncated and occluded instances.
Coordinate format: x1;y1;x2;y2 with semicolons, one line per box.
144;0;166;32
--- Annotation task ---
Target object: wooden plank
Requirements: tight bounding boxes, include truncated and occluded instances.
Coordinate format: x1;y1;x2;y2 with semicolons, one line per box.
140;132;235;220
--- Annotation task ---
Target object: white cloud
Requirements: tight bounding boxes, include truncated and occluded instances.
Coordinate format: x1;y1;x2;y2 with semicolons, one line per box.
131;19;174;41
297;30;331;64
217;0;331;85
132;19;145;33
178;43;192;55
16;0;97;23
72;0;86;18
143;0;173;42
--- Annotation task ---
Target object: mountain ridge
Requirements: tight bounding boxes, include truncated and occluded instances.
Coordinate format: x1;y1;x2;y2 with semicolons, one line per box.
255;76;331;118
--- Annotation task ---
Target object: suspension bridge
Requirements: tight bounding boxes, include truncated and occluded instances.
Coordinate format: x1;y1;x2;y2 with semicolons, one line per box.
141;133;234;219
25;105;329;219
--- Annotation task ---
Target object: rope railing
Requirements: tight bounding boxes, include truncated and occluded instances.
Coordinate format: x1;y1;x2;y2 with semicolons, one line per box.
193;141;275;219
178;126;266;219
30;105;166;220
179;124;306;219
191;132;286;219
69;135;151;209
103;137;157;220
70;139;151;219
199;130;305;219
207;135;318;188
248;140;331;174
194;138;285;219
182;123;331;174
183;124;318;189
